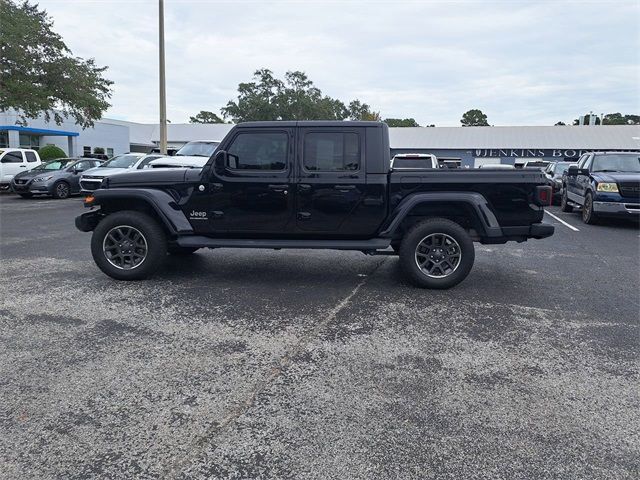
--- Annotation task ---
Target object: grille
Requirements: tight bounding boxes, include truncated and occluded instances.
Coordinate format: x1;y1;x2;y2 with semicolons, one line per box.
619;182;640;199
80;181;101;191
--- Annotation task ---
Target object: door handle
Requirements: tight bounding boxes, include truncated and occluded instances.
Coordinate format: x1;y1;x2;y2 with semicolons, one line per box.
268;184;288;193
334;185;356;191
19;165;27;168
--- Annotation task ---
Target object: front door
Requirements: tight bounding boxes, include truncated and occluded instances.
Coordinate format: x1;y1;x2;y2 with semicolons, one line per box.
295;128;368;235
204;128;295;235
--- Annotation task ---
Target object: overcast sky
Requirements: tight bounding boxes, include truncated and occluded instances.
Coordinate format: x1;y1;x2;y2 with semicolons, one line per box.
43;0;639;126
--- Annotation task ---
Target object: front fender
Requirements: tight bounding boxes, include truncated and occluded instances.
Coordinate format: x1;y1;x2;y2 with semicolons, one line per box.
81;188;193;234
379;192;503;238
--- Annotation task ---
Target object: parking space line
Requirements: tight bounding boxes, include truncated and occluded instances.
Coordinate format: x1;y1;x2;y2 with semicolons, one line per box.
545;210;579;232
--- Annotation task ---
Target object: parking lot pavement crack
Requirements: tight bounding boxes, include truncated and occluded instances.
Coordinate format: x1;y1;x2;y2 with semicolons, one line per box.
166;257;388;478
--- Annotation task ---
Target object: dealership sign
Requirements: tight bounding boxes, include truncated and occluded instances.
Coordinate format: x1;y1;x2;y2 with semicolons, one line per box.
474;149;592;158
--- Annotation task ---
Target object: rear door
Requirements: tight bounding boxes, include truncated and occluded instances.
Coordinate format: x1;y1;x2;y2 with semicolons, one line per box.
295;127;368;234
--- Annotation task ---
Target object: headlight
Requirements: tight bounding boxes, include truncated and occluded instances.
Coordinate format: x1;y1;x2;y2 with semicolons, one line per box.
34;176;53;182
596;182;619;193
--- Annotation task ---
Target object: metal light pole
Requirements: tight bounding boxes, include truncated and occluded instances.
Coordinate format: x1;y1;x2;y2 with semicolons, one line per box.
159;0;167;154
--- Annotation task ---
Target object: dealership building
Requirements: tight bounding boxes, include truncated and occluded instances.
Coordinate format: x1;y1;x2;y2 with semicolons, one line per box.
2;110;639;167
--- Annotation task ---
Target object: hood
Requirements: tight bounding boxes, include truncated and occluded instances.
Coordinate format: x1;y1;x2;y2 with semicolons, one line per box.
106;168;194;187
82;166;132;178
149;155;209;168
592;171;640;183
14;169;63;180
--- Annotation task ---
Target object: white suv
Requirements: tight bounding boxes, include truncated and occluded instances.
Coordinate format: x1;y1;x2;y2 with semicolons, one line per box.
0;148;42;190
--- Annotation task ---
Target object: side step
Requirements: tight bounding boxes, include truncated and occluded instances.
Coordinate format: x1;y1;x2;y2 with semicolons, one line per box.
176;236;391;251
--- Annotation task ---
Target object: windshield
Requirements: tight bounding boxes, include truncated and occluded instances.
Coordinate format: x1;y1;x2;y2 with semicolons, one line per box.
34;159;74;170
175;142;220;157
99;154;142;169
592;154;640;173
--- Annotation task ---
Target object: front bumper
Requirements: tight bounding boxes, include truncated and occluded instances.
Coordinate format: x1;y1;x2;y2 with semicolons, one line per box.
593;201;640;216
10;179;53;194
75;211;102;232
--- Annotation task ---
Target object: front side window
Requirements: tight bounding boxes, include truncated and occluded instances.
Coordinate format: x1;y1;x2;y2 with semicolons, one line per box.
1;151;24;163
227;132;287;170
303;132;360;171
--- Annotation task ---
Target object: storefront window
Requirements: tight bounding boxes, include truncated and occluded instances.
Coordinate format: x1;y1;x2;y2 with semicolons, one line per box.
19;133;40;150
0;131;8;148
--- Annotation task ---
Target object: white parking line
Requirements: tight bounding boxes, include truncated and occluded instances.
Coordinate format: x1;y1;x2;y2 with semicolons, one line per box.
545;210;580;232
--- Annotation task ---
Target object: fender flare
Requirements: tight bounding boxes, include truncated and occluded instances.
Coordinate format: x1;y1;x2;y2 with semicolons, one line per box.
379;192;503;238
89;188;193;234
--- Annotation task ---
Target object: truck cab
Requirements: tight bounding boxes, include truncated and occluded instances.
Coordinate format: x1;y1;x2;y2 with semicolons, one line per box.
0;148;41;190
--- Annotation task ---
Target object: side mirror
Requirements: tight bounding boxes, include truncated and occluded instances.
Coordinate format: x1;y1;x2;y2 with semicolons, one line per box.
213;150;228;171
567;165;579;176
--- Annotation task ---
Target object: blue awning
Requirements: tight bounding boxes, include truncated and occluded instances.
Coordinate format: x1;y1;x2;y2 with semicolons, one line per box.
0;125;80;137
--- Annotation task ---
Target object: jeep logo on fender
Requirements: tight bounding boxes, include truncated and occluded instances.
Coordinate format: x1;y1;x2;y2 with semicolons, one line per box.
189;210;207;220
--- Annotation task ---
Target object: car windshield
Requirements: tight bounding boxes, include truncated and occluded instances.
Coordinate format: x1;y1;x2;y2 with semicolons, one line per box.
175;142;219;157
99;154;142;168
34;160;73;170
592;154;640;173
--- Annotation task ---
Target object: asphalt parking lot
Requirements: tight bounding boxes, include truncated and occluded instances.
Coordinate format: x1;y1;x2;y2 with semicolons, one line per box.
0;194;638;479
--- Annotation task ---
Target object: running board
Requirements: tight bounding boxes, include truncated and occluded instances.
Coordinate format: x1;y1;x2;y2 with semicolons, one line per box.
176;236;391;251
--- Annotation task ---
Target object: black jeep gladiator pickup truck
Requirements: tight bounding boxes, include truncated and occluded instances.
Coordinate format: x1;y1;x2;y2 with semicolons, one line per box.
76;121;554;289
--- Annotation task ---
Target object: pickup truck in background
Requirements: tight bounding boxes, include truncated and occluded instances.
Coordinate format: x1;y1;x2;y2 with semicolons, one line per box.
148;140;221;168
561;151;640;223
76;121;554;289
0;148;42;190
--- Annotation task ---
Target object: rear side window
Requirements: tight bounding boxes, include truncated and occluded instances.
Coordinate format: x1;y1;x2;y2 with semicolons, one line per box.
1;151;24;163
303;132;360;171
227;132;288;170
25;152;38;162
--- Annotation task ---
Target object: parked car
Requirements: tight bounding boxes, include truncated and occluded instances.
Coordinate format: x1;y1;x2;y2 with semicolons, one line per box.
544;161;575;203
148;141;221;169
79;153;162;192
561;151;640;223
10;158;102;199
0;148;42;190
391;153;439;170
76;121;554;288
478;164;515;170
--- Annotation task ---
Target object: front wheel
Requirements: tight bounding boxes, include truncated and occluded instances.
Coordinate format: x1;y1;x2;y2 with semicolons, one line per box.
399;218;475;289
52;181;70;199
91;211;167;280
582;192;598;224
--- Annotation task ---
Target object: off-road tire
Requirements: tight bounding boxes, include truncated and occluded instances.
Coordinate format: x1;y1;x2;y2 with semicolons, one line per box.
582;192;598;224
91;210;167;280
52;181;70;199
167;246;199;255
399;218;475;289
560;188;573;212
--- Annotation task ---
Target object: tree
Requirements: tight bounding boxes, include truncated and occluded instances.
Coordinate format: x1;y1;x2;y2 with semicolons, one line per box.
601;113;639;125
38;144;66;161
384;118;420;127
347;99;380;121
460;109;489;126
0;0;113;128
221;69;377;122
189;110;226;124
555;121;566;126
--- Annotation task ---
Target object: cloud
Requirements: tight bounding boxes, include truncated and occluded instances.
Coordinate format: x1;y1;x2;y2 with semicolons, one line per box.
42;0;640;126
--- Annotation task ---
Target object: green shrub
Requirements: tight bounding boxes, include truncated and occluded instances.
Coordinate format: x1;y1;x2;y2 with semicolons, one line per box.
93;146;105;154
38;145;67;161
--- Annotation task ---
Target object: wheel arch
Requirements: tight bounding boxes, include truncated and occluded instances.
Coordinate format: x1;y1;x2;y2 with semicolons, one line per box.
90;189;193;236
380;192;502;241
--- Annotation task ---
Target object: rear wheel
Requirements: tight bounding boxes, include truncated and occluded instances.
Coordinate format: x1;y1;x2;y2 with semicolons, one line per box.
52;181;70;199
91;211;167;280
399;218;475;289
560;188;573;212
582;192;598;224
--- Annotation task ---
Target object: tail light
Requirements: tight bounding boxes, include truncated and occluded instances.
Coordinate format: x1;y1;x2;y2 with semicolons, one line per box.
535;185;552;206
